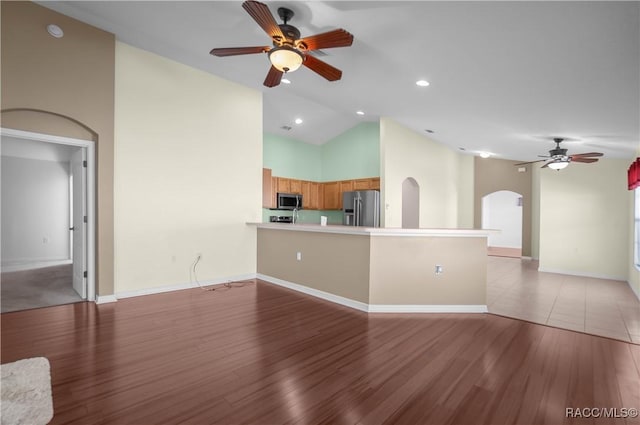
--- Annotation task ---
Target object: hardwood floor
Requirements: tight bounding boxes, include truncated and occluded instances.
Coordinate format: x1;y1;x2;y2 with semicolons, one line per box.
2;280;639;425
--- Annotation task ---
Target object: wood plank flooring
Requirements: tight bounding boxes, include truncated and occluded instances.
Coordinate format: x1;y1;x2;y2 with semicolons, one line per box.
2;280;639;425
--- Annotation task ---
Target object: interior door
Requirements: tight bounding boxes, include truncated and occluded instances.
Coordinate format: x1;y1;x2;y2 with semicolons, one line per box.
71;148;87;299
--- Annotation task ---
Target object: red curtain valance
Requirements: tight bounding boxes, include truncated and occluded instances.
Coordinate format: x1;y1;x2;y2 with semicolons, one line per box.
629;158;640;190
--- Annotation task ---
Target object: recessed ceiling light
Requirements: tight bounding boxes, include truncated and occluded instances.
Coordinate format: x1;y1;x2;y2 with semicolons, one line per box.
416;80;430;87
294;118;303;125
356;111;365;116
281;78;291;84
479;152;492;158
47;24;64;38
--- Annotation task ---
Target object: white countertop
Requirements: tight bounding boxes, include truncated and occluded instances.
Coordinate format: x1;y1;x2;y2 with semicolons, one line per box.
249;222;498;237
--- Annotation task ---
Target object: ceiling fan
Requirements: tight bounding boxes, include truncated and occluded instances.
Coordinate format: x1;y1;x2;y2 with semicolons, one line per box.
209;0;354;88
515;138;604;170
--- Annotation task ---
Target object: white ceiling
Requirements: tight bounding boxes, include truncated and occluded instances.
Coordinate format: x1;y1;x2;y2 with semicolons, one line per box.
38;1;640;161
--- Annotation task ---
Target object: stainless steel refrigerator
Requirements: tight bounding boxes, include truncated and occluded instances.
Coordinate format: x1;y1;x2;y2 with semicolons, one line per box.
343;190;380;227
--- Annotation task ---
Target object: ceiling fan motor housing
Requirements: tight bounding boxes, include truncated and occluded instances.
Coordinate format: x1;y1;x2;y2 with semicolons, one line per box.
278;24;301;44
549;147;568;157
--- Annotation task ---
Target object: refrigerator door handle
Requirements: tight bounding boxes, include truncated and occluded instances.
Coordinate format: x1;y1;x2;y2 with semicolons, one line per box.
353;197;358;226
356;196;362;226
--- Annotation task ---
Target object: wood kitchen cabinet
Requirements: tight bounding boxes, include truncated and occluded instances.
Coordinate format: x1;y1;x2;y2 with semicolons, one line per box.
289;179;302;194
339;180;354;194
301;180;320;210
276;177;291;194
353;177;381;191
262;168;275;208
323;181;340;210
263;171;379;211
316;183;324;210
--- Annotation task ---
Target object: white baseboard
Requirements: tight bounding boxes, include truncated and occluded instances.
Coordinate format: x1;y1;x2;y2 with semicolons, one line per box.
96;273;489;314
257;274;487;314
537;267;625;282
368;304;488;313
95;295;117;304
257;274;370;312
114;273;257;300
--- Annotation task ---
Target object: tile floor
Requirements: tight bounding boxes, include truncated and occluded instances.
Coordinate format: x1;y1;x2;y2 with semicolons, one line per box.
487;256;640;344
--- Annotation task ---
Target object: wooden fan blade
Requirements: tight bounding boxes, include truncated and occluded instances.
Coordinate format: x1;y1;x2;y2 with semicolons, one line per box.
570;152;604;157
541;161;552;169
303;54;342;81
571;157;599;163
514;159;547;166
298;29;354;51
210;46;269;57
264;65;283;87
242;1;284;41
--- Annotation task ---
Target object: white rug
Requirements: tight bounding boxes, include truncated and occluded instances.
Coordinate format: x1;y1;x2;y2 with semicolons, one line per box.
1;357;53;425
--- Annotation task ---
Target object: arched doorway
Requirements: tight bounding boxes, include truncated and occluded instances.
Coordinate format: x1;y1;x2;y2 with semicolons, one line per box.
402;177;419;229
482;190;523;257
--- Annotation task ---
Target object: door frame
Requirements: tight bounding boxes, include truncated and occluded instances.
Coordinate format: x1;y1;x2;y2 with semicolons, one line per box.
1;127;96;301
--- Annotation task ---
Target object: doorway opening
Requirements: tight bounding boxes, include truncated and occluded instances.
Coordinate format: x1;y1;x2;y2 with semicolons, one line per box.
402;177;419;229
482;190;523;258
1;128;95;312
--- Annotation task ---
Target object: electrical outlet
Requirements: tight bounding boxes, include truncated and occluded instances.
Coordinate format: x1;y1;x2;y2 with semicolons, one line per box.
296;252;302;261
435;265;443;275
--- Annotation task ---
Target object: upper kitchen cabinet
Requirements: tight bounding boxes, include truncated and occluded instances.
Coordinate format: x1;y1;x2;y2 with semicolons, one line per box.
323;181;340;210
301;181;321;210
289;179;302;194
353;177;380;191
276;177;291;194
262;168;275;208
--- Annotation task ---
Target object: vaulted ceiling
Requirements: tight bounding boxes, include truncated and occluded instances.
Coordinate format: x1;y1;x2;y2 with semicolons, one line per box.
39;1;639;161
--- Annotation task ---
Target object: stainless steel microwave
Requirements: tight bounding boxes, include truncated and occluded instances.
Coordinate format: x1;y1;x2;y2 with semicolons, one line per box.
277;193;302;210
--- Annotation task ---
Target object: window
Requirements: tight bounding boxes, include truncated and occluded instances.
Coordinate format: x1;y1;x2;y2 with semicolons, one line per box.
636;188;640;269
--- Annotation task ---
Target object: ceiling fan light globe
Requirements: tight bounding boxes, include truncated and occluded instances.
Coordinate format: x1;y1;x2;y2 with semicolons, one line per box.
548;161;569;170
268;47;304;73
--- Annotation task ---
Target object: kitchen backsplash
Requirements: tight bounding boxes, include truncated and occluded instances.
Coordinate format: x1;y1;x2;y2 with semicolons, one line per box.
262;209;343;225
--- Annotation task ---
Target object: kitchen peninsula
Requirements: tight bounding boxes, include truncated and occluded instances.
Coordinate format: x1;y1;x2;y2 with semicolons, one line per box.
252;223;495;313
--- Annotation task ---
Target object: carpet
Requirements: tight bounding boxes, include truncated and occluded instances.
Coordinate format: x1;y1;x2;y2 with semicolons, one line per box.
1;264;83;313
1;357;53;425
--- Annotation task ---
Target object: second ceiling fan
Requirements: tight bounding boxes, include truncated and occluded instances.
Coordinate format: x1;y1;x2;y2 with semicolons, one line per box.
210;0;354;88
515;138;604;170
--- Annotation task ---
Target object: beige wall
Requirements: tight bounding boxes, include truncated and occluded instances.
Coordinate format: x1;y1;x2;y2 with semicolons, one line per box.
114;42;262;292
539;159;629;280
474;157;532;257
380;118;472;229
257;229;371;303
1;1;115;295
369;236;486;305
457;154;475;228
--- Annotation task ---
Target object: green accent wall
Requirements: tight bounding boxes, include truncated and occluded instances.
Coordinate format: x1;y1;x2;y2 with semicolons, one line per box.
263;133;322;181
262;122;380;224
321;122;380;181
